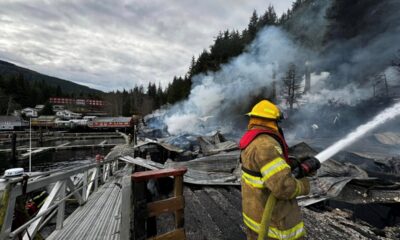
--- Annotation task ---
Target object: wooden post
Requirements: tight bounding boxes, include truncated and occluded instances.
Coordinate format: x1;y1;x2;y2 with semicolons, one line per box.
132;125;137;146
133;181;147;240
174;175;184;228
94;166;99;192
56;181;66;229
82;171;88;203
39;127;43;147
120;166;132;240
0;183;16;238
10;133;17;168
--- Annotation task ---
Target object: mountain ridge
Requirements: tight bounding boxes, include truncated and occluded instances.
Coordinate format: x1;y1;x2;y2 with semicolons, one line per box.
0;59;102;94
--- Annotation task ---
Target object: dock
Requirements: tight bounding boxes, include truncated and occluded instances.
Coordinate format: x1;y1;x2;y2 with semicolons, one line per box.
46;172;124;240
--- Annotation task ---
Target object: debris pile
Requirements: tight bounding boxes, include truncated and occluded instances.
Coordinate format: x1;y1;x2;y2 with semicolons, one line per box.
106;127;400;238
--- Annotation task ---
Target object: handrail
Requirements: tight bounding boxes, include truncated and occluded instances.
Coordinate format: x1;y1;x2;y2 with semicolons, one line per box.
3;159;115;184
9;171;105;238
0;157;122;240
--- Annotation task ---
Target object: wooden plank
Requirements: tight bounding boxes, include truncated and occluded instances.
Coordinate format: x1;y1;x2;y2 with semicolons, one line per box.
20;147;51;158
148;228;185;240
132;167;187;182
133;181;147;240
65;178;84;205
174;176;184;228
192;189;245;239
55;142;71;150
56;181;66;229
120;156;164;170
147;196;184;217
120;166;132;240
86;168;97;200
183;188;222;240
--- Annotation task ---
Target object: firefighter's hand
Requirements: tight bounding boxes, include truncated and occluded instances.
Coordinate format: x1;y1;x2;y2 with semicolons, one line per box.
288;153;315;169
292;156;321;178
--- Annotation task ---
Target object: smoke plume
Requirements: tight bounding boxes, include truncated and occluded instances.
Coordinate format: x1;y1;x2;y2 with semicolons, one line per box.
164;27;311;135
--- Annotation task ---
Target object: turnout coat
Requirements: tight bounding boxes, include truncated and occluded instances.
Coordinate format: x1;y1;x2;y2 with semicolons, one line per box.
240;126;310;240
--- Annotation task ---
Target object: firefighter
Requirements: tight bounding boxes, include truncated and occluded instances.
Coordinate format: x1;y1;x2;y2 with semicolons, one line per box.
240;100;320;240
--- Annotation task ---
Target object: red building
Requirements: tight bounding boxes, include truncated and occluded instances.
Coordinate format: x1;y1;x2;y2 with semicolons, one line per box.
49;97;105;107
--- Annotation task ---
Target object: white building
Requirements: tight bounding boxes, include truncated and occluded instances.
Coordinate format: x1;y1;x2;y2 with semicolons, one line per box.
52;105;65;111
21;108;38;118
56;110;82;120
70;119;89;127
34;105;45;112
0;116;29;130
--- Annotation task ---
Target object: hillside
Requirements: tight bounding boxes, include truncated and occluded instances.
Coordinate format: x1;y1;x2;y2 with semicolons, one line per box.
0;60;101;94
0;60;104;114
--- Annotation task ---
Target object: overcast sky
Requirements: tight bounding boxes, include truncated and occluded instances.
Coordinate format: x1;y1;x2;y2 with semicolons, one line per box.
0;0;293;91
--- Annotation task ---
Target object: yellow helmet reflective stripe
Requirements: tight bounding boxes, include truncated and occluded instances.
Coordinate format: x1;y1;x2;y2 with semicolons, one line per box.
247;100;281;120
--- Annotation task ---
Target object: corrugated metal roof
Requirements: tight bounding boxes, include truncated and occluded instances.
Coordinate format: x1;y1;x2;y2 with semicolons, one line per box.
93;117;132;123
0;116;24;123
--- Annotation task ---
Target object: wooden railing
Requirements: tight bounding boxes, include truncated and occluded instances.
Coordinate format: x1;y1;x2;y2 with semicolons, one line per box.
131;167;187;240
0;158;120;240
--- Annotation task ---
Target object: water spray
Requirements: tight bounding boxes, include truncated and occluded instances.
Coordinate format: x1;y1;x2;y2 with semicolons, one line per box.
292;101;400;178
315;101;400;163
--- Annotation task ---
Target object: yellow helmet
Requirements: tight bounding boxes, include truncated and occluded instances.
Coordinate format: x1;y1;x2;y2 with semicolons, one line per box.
247;100;281;120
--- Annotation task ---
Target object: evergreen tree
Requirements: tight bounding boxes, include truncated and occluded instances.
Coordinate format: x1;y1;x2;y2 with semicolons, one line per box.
122;89;131;116
282;64;303;111
56;85;63;96
40;102;54;115
258;5;277;28
247;10;259;40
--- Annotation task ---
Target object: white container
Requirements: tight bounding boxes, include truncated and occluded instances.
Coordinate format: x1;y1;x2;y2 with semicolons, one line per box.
4;168;24;177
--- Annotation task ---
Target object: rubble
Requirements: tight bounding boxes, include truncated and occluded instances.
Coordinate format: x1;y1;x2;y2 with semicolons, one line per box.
157;186;398;240
374;132;400;145
107;130;400;238
197;131;238;156
110;133;400;202
302;207;397;239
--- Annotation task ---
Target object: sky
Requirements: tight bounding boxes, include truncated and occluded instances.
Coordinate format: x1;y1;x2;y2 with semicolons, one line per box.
0;0;293;92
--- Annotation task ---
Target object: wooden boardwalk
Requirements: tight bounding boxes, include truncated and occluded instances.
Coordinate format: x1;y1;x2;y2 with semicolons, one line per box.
46;174;124;240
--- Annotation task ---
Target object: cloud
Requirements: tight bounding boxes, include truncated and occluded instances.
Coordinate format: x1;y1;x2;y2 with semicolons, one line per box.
0;0;293;91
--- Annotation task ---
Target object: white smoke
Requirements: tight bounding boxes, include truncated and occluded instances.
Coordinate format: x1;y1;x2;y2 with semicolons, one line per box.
304;86;371;106
301;72;372;106
163;27;311;135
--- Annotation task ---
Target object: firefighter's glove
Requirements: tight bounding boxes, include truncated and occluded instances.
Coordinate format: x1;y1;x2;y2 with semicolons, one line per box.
288;155;301;169
288;154;314;169
292;156;321;178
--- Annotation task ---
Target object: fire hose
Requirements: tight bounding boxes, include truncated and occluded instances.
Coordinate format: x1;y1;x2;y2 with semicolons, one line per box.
257;156;321;240
257;194;277;240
